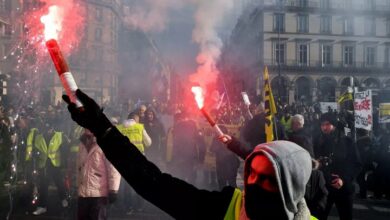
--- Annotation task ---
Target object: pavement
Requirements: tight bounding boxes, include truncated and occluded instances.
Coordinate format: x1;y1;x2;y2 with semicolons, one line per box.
3;196;390;220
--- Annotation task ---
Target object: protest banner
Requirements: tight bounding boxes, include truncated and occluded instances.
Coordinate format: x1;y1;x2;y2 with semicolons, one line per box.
354;90;372;130
320;102;338;113
379;103;390;123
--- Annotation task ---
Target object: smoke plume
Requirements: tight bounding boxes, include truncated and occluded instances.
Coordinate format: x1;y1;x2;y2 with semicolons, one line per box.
123;0;186;32
189;0;233;89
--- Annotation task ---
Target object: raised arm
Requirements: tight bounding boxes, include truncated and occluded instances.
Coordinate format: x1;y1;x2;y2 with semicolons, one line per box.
63;90;234;220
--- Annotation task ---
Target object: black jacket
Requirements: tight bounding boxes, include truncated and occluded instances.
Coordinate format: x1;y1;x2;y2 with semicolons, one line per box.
227;137;327;218
288;128;314;157
242;113;286;149
97;127;234;220
313;130;362;194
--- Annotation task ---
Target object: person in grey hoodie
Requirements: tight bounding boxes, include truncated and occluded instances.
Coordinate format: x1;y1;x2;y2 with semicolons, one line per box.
63;90;315;220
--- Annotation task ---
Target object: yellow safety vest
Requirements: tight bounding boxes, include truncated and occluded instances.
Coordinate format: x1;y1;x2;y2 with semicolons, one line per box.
26;128;63;168
223;188;318;220
281;117;292;133
25;128;37;161
117;123;145;153
224;188;242;220
70;125;84;153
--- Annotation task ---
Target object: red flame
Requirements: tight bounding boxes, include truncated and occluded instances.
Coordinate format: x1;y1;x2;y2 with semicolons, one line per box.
191;86;204;109
19;0;85;67
40;5;63;41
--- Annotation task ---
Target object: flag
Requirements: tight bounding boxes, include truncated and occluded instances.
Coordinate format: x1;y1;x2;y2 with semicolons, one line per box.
337;92;353;104
216;92;225;110
263;66;277;142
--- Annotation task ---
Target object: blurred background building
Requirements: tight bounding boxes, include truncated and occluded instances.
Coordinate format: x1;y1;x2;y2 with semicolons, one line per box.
221;0;390;104
1;0;390;106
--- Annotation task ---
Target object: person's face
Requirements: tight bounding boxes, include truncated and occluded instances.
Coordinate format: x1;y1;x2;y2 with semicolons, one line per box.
291;120;302;132
17;118;27;129
245;154;287;219
147;111;154;121
80;129;96;147
134;115;140;123
46;127;54;135
247;155;278;193
139;106;146;117
321;121;335;135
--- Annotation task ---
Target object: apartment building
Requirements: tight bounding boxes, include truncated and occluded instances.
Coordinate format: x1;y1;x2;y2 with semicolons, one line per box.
224;0;390;103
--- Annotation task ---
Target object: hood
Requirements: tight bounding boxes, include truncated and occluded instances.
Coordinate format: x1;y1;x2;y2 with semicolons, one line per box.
123;119;136;128
244;141;312;219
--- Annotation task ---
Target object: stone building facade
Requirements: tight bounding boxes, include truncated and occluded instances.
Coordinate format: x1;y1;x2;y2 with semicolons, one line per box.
222;0;390;104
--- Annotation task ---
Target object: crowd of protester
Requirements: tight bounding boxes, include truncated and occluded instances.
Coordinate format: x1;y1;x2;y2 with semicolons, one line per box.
0;92;390;219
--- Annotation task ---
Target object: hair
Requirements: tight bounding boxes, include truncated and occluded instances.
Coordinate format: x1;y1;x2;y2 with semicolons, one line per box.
127;111;139;120
257;102;265;113
291;114;305;126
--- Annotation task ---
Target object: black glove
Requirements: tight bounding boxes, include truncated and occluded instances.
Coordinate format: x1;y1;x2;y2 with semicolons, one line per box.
62;89;113;137
108;192;117;204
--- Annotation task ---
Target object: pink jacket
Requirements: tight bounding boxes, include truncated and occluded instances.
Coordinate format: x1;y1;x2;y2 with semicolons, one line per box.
78;143;121;197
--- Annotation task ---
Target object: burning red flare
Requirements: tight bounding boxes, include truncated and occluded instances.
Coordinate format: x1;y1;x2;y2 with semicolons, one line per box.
191;86;204;109
40;5;63;41
191;86;223;137
41;5;82;108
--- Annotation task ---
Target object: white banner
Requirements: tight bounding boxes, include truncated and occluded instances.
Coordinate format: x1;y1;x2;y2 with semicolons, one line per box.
379;103;390;123
320;102;338;113
354;90;373;130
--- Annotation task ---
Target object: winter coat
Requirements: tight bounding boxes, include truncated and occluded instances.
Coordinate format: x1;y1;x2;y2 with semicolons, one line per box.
78;142;121;197
227;137;326;219
313;130;362;194
242;113;286;149
96;126;313;219
288;128;314;157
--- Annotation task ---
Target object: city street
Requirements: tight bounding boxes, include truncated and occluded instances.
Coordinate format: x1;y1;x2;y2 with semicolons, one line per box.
4;195;390;220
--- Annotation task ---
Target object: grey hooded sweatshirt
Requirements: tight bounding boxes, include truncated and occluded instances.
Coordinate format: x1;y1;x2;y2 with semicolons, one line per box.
96;119;314;219
241;141;313;220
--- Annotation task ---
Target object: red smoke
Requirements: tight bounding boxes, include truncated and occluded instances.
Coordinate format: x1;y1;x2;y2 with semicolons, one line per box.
23;0;85;61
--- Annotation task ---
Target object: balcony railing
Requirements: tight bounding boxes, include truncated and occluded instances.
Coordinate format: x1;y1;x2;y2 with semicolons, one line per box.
264;59;390;71
0;9;9;24
263;0;390;12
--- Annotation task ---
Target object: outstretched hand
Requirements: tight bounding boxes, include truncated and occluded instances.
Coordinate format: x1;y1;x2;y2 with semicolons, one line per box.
218;134;232;144
62;89;113;137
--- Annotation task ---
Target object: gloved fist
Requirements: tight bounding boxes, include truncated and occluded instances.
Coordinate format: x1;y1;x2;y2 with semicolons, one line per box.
62;89;113;137
218;134;232;144
108;192;118;204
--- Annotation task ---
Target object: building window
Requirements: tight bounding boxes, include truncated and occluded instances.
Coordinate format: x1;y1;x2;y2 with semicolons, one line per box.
0;44;4;58
297;14;309;33
364;46;376;66
0;24;3;36
95;28;102;41
320;15;331;33
365;0;375;10
364;17;375;36
387;18;390;36
345;0;353;9
273;13;285;32
297;0;308;7
321;44;332;66
385;46;390;67
343;17;354;35
94;47;103;62
4;24;11;36
96;8;103;22
274;42;286;65
297;43;309;66
320;0;330;9
343;45;355;66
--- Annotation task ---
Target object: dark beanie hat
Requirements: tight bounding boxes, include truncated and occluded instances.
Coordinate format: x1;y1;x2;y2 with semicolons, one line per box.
320;113;337;126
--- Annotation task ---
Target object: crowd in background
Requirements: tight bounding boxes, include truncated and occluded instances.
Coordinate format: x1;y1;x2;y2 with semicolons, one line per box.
1;91;390;219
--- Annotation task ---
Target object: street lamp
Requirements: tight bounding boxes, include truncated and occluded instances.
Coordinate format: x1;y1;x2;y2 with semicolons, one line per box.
277;0;283;103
